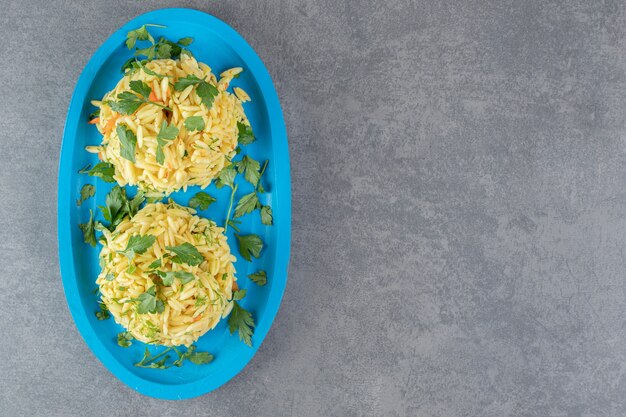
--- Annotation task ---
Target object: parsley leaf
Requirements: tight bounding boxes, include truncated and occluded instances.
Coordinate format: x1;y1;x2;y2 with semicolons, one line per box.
77;184;95;206
155;120;179;165
184;116;205;131
79;209;97;247
119;235;156;260
100;186;143;230
249;270;267;286
117;331;133;348
237;156;261;187
235;234;264;261
187;351;213;365
116;124;137;162
173;75;218;109
129;80;152;98
108;90;170;115
228;301;255;347
233;289;247;300
173;74;203;91
260;205;273;225
237;122;255;145
134;286;164;314
189;192;216;210
95;302;110;320
157;270;195;286
80;162;116;183
177;37;193;46
166;242;204;266
216;166;237;189
233;192;260;219
125;24;159;49
196;81;219;108
147;259;162;269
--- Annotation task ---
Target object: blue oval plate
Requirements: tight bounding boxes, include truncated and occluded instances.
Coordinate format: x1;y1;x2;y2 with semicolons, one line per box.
58;8;290;399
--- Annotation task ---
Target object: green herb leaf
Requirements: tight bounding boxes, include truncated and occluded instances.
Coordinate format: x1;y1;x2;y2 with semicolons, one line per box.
105;273;115;281
147;259;162;269
81;162;116;183
77;184;95;206
88;109;100;121
156;42;172;59
138;60;164;78
158;270;195;286
237;121;255;145
260;205;273;225
189;192;216;210
173;74;204;91
117;331;133;348
119;235;156;260
166;242;204;266
116;124;137;162
96;302;110;320
235;234;264;261
177;37;193;46
129;80;152;98
155;121;179;165
233;192;260;219
125;25;157;49
79;209;97;247
228;301;255;347
107;91;144;115
216;166;236;189
237;155;261;187
196;81;219;109
248;270;267;286
187;351;213;364
134;286;165;314
184;116;205;131
233;289;247;300
101;185;141;230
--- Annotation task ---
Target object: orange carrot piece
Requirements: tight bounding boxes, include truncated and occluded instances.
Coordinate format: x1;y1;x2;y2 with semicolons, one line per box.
149;91;159;102
88;117;100;124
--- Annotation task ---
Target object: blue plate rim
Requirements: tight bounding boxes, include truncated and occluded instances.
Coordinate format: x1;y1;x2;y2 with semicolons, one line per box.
58;7;291;400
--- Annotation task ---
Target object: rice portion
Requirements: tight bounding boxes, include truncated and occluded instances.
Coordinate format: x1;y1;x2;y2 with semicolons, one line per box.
96;202;237;347
90;54;251;194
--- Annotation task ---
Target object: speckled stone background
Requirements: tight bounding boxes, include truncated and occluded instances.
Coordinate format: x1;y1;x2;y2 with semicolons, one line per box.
1;0;626;416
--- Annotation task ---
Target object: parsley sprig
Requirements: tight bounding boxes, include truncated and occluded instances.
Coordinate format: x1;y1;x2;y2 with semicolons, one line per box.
107;80;171;115
228;301;255;347
173;75;219;110
134;345;213;369
156;120;179;165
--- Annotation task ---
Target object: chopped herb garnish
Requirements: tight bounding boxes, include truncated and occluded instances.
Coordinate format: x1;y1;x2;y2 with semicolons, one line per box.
216;165;237;189
80;162;116;183
157;270;195;286
95;302;110;320
147;259;162;269
118;235;156;260
235;234;264;261
177;37;193;46
189;192;216;210
184;115;205;131
117;331;134;348
228;301;255;347
79;209;97;247
224;184;238;232
133;286;164;314
134;345;213;369
116;124;137;162
260;205;273;225
237;155;261;187
173;75;219;109
237;121;255;145
155;120;179;165
234;191;260;219
166;242;203;266
77;184;95;206
248;270;267;286
233;289;247;301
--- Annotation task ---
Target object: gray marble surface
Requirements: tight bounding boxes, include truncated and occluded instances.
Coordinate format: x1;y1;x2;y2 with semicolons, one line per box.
1;0;626;416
